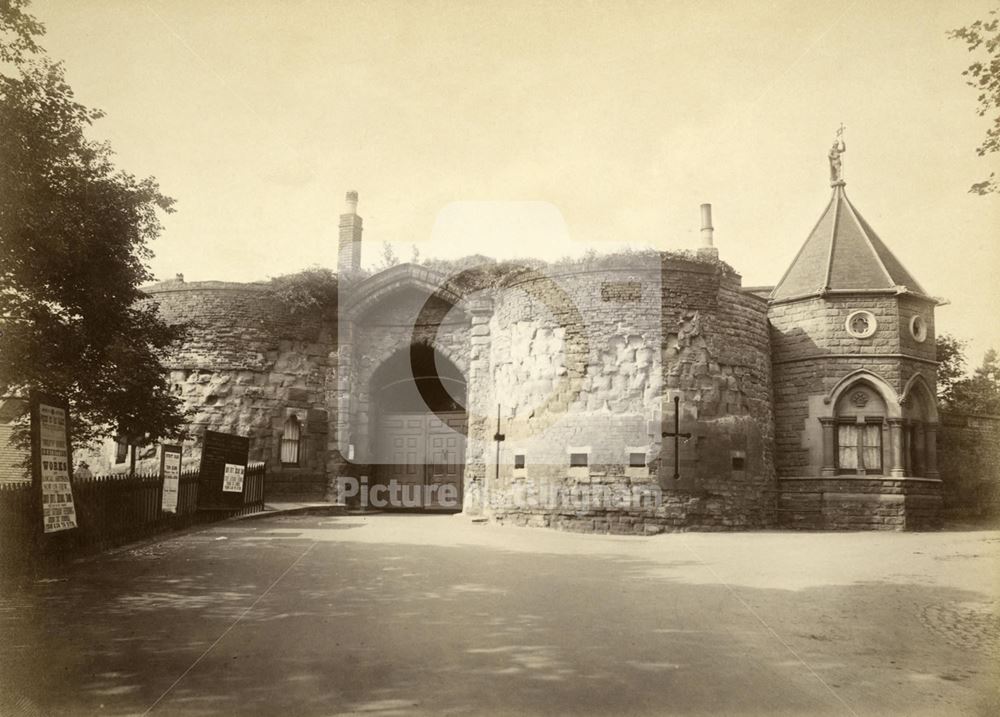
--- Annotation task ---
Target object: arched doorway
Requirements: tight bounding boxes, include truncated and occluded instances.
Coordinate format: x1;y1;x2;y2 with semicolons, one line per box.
370;344;467;511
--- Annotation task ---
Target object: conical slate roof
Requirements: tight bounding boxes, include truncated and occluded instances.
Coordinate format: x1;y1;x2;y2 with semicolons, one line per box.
770;184;926;302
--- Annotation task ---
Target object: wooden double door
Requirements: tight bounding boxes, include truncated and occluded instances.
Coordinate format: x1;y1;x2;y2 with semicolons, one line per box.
375;411;466;511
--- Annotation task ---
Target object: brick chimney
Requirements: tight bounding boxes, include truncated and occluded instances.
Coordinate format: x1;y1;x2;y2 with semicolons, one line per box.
338;190;363;274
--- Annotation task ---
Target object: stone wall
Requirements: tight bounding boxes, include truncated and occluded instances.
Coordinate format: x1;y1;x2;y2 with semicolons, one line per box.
484;255;775;532
82;279;337;498
777;476;942;530
938;411;1000;520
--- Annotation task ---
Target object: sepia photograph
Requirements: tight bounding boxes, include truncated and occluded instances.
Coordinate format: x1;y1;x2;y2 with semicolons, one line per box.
1;0;998;714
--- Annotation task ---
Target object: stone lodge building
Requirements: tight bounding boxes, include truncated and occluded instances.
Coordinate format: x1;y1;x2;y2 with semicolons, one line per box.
86;162;944;532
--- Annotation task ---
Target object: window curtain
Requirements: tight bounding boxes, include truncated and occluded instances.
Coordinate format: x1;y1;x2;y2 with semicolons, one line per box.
281;416;301;465
861;423;882;473
837;424;859;470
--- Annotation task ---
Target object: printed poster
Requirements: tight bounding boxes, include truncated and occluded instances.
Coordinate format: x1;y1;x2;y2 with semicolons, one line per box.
222;462;245;493
196;430;249;510
161;445;182;513
38;402;78;533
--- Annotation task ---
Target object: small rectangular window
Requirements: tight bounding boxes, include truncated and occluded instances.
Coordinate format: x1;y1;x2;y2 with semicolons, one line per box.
628;452;646;468
731;456;745;471
569;453;588;468
281;415;302;466
114;438;128;465
514;453;525;470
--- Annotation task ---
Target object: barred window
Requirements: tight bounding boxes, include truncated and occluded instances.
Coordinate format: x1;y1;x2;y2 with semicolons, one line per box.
281;415;301;466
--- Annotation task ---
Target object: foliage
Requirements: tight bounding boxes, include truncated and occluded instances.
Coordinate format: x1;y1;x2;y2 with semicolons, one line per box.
949;8;1000;194
937;334;1000;415
0;0;42;64
0;0;186;446
951;349;1000;415
375;242;399;270
267;266;338;318
935;333;967;406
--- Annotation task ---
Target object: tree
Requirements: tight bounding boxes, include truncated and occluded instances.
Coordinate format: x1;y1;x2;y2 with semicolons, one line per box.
376;242;399;270
935;333;967;406
952;349;1000;415
949;8;1000;194
937;334;1000;415
0;0;186;446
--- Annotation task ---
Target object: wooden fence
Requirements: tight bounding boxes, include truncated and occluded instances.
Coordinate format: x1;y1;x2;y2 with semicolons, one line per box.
0;462;266;574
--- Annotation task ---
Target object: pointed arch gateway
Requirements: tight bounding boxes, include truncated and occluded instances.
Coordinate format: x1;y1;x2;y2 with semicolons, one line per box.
369;343;468;512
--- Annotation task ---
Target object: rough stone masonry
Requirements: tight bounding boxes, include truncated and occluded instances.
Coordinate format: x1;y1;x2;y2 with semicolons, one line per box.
76;161;955;532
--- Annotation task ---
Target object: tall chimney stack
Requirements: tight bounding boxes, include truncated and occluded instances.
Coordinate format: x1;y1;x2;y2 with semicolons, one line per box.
698;203;718;259
338;190;363;274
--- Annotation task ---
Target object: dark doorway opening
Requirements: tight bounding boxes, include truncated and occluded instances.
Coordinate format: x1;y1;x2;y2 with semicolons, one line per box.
371;345;467;512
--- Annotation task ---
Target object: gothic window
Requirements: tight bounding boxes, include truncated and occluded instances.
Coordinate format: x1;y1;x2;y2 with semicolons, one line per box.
281;415;301;466
827;382;888;476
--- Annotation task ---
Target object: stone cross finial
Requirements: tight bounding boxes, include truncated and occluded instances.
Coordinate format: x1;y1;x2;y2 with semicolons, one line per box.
829;125;846;186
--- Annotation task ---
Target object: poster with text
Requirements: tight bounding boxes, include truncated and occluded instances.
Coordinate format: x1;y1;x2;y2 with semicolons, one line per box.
196;430;250;510
222;463;245;493
160;445;182;513
33;396;78;534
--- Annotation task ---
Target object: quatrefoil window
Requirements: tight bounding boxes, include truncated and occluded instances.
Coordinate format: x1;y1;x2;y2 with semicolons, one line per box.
845;310;877;339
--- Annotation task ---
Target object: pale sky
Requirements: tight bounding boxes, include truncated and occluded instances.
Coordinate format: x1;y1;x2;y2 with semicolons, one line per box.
32;0;1000;364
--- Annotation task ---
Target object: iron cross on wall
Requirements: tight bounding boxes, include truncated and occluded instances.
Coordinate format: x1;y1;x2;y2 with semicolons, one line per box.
662;395;691;480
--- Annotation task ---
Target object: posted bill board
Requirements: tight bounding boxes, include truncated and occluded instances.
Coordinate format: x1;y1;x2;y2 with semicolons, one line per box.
196;430;249;510
222;463;245;493
31;393;78;534
160;444;182;514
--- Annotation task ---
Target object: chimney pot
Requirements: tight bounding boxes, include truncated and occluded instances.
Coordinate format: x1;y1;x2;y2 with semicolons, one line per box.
698;203;719;258
344;191;359;215
700;203;714;245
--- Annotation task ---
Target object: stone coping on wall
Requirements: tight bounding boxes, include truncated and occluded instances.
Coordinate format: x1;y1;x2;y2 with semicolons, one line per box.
500;257;730;286
941;410;1000;423
143;280;270;294
779;475;943;485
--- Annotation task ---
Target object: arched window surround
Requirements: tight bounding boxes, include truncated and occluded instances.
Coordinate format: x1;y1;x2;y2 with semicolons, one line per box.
281;412;303;467
818;370;938;479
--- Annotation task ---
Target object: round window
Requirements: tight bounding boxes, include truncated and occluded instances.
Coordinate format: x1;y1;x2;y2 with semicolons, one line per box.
910;315;928;343
845;310;877;339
